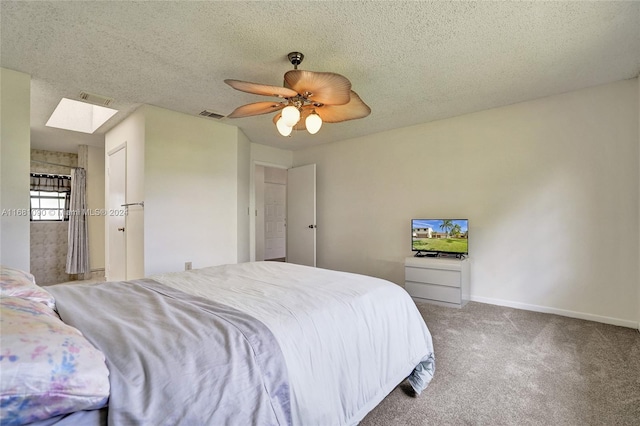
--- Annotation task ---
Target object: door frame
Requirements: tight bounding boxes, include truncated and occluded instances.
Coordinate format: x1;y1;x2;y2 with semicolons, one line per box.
106;142;127;280
250;161;289;262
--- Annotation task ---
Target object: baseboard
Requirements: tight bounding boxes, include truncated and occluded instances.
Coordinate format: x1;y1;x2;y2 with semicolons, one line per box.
470;295;639;329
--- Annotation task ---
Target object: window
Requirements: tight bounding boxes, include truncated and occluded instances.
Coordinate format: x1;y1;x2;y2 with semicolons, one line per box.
30;190;68;221
29;173;71;221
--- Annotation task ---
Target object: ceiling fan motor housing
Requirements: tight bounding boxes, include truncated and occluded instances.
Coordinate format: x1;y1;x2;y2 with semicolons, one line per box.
288;52;304;69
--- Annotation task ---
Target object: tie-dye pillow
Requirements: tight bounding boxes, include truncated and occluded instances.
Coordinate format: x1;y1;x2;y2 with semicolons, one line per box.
0;296;110;425
0;265;56;309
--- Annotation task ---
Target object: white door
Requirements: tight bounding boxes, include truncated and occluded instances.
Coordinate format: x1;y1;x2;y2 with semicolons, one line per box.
264;182;286;260
287;164;316;266
107;146;126;280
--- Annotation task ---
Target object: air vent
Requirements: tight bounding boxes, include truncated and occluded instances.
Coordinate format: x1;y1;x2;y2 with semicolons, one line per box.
79;91;114;107
199;110;225;119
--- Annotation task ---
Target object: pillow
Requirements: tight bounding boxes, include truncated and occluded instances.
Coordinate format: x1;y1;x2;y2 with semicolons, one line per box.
0;265;56;309
0;296;110;425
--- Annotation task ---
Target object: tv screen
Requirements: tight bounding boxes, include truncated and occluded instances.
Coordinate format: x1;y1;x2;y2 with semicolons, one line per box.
412;219;468;256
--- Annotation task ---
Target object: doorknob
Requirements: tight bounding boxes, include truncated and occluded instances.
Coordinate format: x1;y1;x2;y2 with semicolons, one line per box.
308;225;316;229
118;227;125;232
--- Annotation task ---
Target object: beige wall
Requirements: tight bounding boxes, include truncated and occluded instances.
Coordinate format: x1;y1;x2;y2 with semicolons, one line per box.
294;79;639;328
254;165;265;262
0;68;31;271
106;105;244;277
143;105;240;275
237;130;251;263
87;145;105;272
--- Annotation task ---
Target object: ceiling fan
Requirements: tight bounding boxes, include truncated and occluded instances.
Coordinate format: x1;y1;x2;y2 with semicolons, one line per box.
224;52;371;136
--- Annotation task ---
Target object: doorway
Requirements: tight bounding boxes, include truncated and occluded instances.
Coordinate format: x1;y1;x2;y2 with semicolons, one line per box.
255;165;287;261
286;164;316;267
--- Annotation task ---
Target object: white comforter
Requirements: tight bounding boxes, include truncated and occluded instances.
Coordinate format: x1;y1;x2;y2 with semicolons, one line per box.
152;261;434;426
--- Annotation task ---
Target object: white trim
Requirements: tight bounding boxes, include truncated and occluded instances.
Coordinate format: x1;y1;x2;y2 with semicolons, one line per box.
470;295;639;329
107;141;126;156
254;160;288;170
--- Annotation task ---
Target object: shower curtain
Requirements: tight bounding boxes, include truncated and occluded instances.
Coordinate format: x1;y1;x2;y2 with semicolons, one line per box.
65;167;89;275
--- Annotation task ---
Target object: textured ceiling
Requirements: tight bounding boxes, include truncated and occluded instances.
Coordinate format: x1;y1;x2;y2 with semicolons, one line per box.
1;1;639;152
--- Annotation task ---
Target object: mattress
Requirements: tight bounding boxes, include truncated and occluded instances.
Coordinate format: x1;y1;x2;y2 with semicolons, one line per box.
152;261;435;425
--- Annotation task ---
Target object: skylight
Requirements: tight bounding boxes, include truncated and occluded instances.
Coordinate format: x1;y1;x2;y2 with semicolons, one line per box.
46;98;117;133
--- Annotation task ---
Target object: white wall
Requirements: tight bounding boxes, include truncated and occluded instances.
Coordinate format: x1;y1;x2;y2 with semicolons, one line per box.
0;68;30;271
638;76;640;330
294;79;639;328
143;105;239;275
251;143;294;167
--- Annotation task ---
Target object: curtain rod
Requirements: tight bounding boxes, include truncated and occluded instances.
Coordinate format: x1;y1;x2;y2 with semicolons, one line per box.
30;172;71;179
30;159;79;168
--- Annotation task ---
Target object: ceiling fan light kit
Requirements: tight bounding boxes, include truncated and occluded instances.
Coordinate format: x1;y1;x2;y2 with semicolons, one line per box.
281;105;301;127
276;116;293;136
305;112;322;134
225;52;370;137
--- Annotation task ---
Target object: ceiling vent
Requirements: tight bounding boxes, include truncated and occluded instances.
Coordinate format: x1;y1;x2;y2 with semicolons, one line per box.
79;91;114;107
199;110;225;119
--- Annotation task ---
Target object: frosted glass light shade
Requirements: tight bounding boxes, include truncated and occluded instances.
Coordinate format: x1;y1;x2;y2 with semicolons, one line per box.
281;105;300;127
276;117;293;136
305;113;323;134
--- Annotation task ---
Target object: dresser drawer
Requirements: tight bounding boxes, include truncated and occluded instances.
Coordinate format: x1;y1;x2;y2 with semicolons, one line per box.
406;282;461;304
405;266;460;288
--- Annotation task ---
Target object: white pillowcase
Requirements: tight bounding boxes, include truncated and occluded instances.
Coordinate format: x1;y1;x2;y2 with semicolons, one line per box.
0;265;56;309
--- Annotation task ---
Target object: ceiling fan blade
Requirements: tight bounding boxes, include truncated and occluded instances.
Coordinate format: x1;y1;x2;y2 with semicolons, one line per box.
227;101;286;118
315;91;371;123
284;70;352;105
224;79;298;98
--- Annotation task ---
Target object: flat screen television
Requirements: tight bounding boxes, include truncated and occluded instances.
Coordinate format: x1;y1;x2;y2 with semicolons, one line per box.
412;219;468;257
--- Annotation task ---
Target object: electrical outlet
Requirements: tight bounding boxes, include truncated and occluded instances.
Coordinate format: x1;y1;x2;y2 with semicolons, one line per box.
185;262;192;271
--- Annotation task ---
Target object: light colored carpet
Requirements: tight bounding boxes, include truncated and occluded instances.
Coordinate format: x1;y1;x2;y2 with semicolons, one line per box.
361;301;640;426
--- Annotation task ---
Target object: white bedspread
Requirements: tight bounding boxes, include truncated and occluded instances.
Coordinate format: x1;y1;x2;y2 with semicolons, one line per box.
152;261;434;426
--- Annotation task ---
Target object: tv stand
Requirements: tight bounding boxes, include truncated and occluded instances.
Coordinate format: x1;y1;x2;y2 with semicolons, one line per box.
405;257;470;308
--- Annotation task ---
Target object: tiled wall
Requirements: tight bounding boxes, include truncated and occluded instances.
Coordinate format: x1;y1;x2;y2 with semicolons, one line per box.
30;149;77;285
30;221;71;285
30;149;77;175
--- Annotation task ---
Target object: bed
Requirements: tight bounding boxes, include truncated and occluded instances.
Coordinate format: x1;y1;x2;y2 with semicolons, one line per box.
1;262;435;425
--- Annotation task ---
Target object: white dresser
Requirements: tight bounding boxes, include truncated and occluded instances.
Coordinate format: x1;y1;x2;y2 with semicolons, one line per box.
404;257;470;308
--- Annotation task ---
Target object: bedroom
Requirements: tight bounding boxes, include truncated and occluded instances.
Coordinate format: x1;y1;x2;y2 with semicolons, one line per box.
1;1;639;425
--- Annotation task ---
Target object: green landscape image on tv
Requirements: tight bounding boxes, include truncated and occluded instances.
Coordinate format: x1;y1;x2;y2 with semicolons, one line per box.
412;219;468;254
